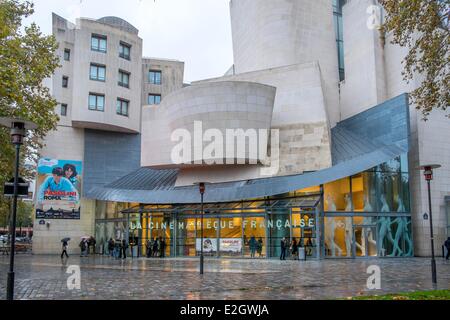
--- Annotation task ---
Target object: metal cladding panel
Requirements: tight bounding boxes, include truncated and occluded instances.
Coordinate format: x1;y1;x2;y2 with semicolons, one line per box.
331;94;410;165
86;94;410;204
83;129;141;197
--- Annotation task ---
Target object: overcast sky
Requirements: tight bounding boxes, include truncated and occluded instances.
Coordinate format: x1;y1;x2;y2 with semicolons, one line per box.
24;0;234;83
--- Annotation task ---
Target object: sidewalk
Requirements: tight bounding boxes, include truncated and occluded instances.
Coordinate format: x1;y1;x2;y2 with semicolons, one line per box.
0;254;449;300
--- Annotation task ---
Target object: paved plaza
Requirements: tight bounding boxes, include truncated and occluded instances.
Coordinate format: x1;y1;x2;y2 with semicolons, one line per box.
0;254;449;300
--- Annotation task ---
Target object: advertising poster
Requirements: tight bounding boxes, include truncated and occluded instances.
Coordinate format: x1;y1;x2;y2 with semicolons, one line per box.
195;238;218;253
219;238;242;253
35;158;82;219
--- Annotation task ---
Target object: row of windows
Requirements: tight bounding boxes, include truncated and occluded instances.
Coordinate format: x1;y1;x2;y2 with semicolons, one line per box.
60;93;160;118
62;66;130;88
89;64;130;87
91;34;131;60
62;69;162;88
63;36;132;62
88;93;130;116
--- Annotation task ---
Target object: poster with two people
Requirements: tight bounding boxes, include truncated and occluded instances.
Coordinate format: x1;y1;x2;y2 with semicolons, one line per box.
35;158;82;219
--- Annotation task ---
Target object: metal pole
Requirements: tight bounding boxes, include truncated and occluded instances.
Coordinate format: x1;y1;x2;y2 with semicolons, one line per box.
7;143;20;300
200;192;204;275
427;179;437;285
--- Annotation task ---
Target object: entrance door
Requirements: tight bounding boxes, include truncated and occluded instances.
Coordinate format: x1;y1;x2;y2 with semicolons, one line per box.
353;226;377;257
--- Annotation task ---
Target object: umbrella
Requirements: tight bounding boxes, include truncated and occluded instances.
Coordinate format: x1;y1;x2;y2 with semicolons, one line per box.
80;236;90;240
61;237;70;242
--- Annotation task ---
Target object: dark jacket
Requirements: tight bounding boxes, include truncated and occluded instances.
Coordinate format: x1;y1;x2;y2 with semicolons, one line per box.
445;238;450;249
280;239;286;250
108;239;114;250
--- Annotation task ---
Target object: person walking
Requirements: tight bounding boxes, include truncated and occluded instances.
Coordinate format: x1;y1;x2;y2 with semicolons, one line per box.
90;236;96;255
291;238;298;260
249;236;257;258
159;237;166;258
79;239;87;257
146;239;152;258
257;237;263;257
122;239;128;259
117;239;122;259
445;237;450;260
108;238;115;257
61;240;69;259
280;237;287;260
152;237;159;257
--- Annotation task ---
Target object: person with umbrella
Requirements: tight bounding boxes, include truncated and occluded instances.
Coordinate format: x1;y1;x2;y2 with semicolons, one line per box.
61;238;70;259
79;236;89;257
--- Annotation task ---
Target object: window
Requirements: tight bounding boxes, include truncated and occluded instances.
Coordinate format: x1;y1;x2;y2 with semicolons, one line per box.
60;104;67;116
62;76;68;88
148;70;161;85
333;0;345;81
64;49;70;61
118;70;130;88
91;34;107;52
116;98;129;116
88;93;105;111
119;42;131;60
90;64;106;81
148;94;161;105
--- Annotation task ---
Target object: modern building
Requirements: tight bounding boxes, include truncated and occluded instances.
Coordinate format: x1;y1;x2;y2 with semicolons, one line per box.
33;0;449;259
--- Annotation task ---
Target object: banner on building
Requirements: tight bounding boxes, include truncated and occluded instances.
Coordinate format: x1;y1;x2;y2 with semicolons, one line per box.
195;238;217;253
35;158;82;219
219;238;242;253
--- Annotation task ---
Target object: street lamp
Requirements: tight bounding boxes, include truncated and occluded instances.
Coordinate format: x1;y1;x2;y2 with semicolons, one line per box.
0;117;37;300
193;182;210;275
419;164;441;285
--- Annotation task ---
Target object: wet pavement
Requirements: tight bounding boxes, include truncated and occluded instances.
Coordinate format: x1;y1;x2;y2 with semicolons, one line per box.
0;254;449;300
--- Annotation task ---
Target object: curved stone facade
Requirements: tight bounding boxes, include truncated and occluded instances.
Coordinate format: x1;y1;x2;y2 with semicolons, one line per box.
141;81;276;168
230;0;340;126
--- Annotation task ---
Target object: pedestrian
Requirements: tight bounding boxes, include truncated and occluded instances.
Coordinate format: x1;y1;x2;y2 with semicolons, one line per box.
159;237;166;258
61;240;69;259
146;239;152;258
152;237;158;257
118;240;123;259
114;239;121;259
122;239;128;259
445;237;450;260
108;238;115;257
249;235;257;258
79;239;87;257
257;237;263;257
90;236;96;254
291;238;298;260
280;237;287;260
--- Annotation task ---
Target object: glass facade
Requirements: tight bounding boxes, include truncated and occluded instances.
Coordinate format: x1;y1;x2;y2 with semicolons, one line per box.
94;155;412;259
323;154;412;258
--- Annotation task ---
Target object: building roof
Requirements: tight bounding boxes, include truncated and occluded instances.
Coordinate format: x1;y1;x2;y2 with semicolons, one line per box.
85;94;410;204
96;16;139;35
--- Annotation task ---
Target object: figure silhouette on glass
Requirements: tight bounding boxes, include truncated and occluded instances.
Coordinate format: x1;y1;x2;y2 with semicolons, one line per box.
342;194;353;257
377;194;395;256
354;195;376;256
389;196;413;256
325;195;343;257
